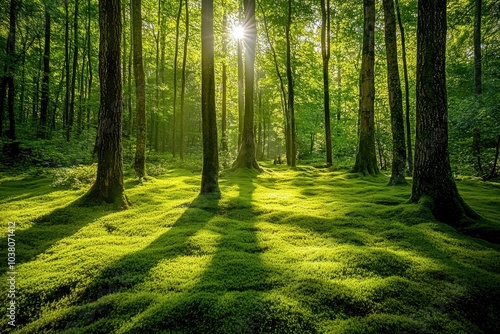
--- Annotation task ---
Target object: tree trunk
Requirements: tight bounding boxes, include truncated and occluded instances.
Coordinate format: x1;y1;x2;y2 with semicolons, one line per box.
64;0;70;131
354;0;378;175
132;0;146;178
172;0;182;157
286;0;296;166
221;10;228;153
384;0;407;185
87;0;127;207
237;3;244;149
395;0;413;175
472;0;483;176
321;0;332;166
179;0;189;160
39;7;50;138
410;0;476;224
201;0;220;194
86;0;93;131
66;0;79;142
233;0;261;171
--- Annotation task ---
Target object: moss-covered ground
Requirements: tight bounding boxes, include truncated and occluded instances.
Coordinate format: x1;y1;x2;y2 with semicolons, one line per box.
1;164;499;333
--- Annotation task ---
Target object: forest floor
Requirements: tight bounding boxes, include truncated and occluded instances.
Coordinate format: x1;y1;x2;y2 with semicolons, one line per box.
1;163;499;333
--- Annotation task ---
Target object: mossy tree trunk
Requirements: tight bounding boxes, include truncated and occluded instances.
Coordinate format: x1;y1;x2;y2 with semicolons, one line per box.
132;0;146;179
321;0;332;167
354;0;378;175
39;6;50;139
88;0;127;207
201;0;220;194
233;0;261;171
410;0;477;223
383;0;406;185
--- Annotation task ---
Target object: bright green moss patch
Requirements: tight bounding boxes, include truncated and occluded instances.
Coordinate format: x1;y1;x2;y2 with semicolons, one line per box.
1;165;499;333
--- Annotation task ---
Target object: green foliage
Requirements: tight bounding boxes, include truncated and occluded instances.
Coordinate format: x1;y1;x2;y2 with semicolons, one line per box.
1;164;499;333
51;164;97;189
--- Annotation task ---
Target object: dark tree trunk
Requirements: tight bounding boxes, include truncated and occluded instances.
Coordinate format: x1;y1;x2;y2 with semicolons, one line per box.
87;0;127;207
286;0;296;166
179;0;189;160
39;7;51;138
172;0;182;157
395;0;413;175
472;0;483;176
64;0;70;131
86;0;93;131
221;10;228;153
132;0;146;178
67;0;79;142
201;0;220;194
383;0;407;185
354;0;378;175
233;0;261;171
410;0;476;223
321;0;332;166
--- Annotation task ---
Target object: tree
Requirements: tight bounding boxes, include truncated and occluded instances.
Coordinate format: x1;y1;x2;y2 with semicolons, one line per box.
221;8;228;153
237;2;244;148
67;0;79;142
472;0;483;175
201;0;220;194
132;0;146;179
286;0;296;166
383;0;406;185
179;0;189;160
172;0;182;157
0;0;18;140
321;0;332;167
39;4;50;138
353;0;378;175
233;0;261;170
410;0;476;223
87;0;127;206
395;0;413;175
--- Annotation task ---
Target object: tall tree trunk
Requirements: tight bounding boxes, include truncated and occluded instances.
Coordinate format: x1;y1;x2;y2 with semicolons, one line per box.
221;9;228;153
410;0;476;223
472;0;483;176
132;0;146;179
384;0;406;185
233;0;261;170
160;7;166;152
395;0;413;175
237;2;244;149
286;0;296;166
258;1;289;163
64;0;70;131
172;0;182;157
88;0;127;207
321;0;332;166
179;0;189;160
201;0;220;194
67;0;79;141
86;0;93;131
39;7;50;138
154;1;160;151
354;0;378;175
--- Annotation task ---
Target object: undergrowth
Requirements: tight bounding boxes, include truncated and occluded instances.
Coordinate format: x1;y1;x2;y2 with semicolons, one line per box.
0;164;499;333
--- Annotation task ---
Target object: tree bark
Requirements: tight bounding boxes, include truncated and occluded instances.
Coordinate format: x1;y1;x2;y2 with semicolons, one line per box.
321;0;332;167
172;0;182;157
354;0;378;175
286;0;296;166
132;0;146;179
237;2;244;149
472;0;483;176
39;6;50;138
64;0;70;131
66;0;79;142
87;0;127;207
221;9;228;152
410;0;477;224
179;0;189;160
395;0;413;175
383;0;407;185
201;0;220;194
233;0;261;171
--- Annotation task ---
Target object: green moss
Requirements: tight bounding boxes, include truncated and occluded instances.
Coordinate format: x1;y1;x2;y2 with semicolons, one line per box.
1;164;499;333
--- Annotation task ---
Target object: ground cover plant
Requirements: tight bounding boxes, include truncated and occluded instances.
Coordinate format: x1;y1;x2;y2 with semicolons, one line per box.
1;164;499;333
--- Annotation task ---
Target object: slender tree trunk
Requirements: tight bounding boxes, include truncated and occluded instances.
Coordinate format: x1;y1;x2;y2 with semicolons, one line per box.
179;0;189;160
154;1;160;151
64;0;70;131
201;0;220;194
88;0;127;207
410;0;476;223
233;0;261;170
286;0;296;166
395;0;413;175
221;9;228;153
39;7;51;138
472;0;483;176
486;136;500;180
128;0;133;138
172;0;182;157
86;0;93;131
67;0;79;142
132;0;146;179
321;0;332;166
384;0;406;185
354;0;378;175
160;10;166;152
237;2;244;149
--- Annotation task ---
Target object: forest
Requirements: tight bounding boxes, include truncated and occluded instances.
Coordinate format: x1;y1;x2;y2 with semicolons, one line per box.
0;0;499;332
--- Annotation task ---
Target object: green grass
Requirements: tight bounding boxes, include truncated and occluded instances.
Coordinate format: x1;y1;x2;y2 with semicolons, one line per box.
1;164;499;333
